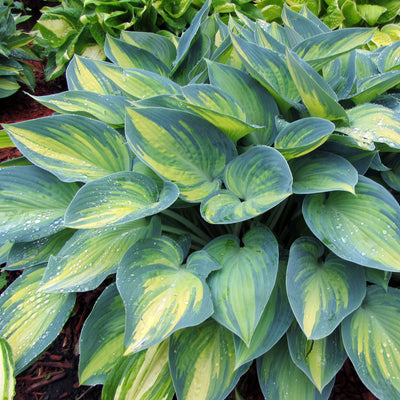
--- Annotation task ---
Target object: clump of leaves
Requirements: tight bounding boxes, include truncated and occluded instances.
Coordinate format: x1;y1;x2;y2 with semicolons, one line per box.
0;0;38;98
34;0;263;80
2;2;400;399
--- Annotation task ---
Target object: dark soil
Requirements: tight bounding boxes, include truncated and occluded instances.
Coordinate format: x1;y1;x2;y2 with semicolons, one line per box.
0;61;379;400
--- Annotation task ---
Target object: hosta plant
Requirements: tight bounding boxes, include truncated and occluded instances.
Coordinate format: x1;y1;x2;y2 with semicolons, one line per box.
2;1;400;399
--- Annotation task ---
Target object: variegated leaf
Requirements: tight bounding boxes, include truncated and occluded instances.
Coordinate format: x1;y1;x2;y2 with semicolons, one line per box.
234;261;293;368
125;107;237;202
293;28;375;70
287;237;366;339
79;284;125;385
342;286;400;400
169;319;250;400
336;103;400;150
0;242;12;264
31;91;128;126
0;338;15;400
382;156;400;192
3;115;132;182
0;166;78;244
0;266;75;374
180;84;260;143
287;323;347;392
205;227;279;345
117;237;215;354
0;130;13;148
207;61;279;145
65;172;178;229
286;50;349;123
39;218;159;293
102;340;174;400
377;40;400;72
5;229;74;271
303;175;400;272
257;337;334;400
275;118;335;160
201;146;292;224
289;151;358;194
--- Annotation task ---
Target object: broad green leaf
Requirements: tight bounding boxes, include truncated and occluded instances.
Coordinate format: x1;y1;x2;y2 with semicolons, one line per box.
351;71;400;104
293;28;375;70
377;40;400;72
39;218;158;293
79;284;125;385
0;266;75;374
230;34;300;113
289;151;359;194
0;339;15;400
287;324;347;392
303;175;400;272
234;262;293;368
0;78;19;99
205;227;278;345
65;172;178;229
0;242;12;264
382;156;400;192
0;166;78;244
0;156;31;169
201;146;292;224
180;84;260;143
257;337;334;400
342;286;400;400
5;229;74;271
117;237;214;354
207;61;279;145
275;117;335;160
102;340;174;400
169;319;249;400
336;103;400;150
287;237;365;339
358;4;387;26
3;115;132;183
125;107;237;202
365;268;391;291
104;35;170;76
31;91;128;126
286;50;349;123
120;31;176;68
0;130;13;148
255;24;287;54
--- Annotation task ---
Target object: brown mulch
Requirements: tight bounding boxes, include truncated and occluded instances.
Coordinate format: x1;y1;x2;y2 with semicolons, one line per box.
0;61;379;400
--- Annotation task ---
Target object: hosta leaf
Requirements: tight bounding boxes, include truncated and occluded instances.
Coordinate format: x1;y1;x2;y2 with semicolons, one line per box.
275;118;335;160
3;115;131;183
104;35;170;76
289;151;359;194
125;107;237;202
287;324;347;392
342;286;400;399
234;262;293;368
303;175;400;272
102;340;174;400
336;103;400;150
230;34;300;113
257;337;334;400
39;218;158;293
180;84;260;143
207;61;279;145
31;91;128;126
0;242;12;264
287;237;366;339
0;339;15;400
365;268;391;291
5;229;74;271
0;166;78;244
255;24;286;54
120;31;176;68
79;284;125;385
377;40;400;72
201;146;292;224
358;4;386;26
65;172;178;229
382;156;400;192
351;71;400;104
0;266;75;374
117;238;214;354
0;130;13;148
205;227;279;345
286;50;349;123
169;319;250;400
293;28;375;70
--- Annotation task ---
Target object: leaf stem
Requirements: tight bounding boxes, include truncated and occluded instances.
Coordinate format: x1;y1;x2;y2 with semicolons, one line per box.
161;225;208;247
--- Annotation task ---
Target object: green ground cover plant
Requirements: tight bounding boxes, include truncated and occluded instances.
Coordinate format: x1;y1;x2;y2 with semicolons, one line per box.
1;1;400;398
